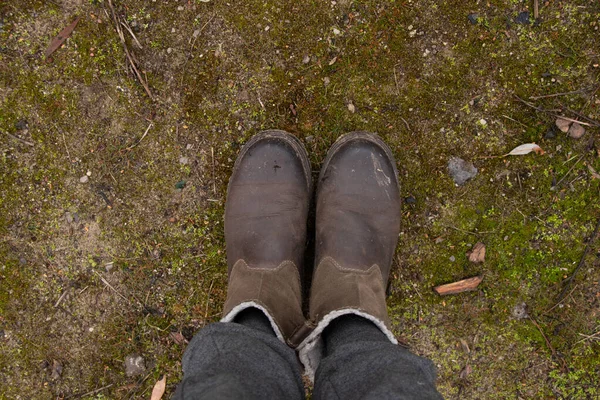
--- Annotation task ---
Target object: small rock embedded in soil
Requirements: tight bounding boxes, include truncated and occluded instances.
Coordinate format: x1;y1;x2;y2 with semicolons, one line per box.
467;13;479;25
404;195;416;204
555;118;571;133
515;11;530;25
449;256;456;262
568;122;585;139
179;156;189;165
50;359;63;380
511;302;529;320
79;175;89;183
447;157;478;186
302;55;311;64
125;354;146;377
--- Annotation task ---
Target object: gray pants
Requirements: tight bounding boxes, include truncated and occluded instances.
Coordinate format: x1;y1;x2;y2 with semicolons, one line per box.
174;312;443;399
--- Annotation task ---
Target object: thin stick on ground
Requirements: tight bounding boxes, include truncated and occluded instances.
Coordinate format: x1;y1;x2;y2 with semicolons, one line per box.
211;146;216;194
107;0;153;100
529;86;594;100
93;270;132;305
2;131;34;146
557;216;600;302
534;0;539;19
126;123;153;150
553;155;584;188
514;95;599;127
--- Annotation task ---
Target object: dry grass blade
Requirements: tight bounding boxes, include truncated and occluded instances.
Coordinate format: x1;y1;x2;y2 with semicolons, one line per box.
434;276;483;295
46;17;80;59
107;0;153;100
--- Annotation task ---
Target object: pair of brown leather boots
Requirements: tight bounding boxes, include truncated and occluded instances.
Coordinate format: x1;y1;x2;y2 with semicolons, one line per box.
221;130;401;380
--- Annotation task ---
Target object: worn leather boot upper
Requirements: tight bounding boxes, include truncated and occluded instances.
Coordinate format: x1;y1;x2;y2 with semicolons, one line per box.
310;131;401;332
222;130;311;345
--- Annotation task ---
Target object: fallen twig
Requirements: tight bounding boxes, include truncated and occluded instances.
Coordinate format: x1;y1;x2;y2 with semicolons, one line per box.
557;216;600;302
514;95;598;127
126;123;153;150
434;276;483;295
2;131;34;146
107;0;153;100
529;87;594;100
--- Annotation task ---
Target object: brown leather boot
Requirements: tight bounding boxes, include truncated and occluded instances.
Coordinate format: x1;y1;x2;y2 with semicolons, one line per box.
298;131;401;379
221;130;311;346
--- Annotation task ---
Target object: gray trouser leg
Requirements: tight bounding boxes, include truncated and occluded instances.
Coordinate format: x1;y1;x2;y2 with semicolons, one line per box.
173;310;305;400
313;315;444;400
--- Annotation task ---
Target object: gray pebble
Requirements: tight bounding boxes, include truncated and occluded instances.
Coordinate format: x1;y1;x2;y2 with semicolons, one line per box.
79;175;89;184
511;302;529;320
448;157;478;186
449;256;456;262
124;354;146;377
179;156;189;165
302;55;311;64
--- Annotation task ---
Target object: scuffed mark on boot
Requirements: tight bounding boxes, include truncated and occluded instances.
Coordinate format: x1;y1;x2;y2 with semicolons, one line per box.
371;152;391;187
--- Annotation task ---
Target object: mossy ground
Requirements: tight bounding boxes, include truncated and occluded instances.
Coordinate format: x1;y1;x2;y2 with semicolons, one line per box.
1;0;599;398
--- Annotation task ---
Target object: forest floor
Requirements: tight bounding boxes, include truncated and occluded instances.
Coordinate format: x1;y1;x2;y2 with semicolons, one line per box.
1;0;599;398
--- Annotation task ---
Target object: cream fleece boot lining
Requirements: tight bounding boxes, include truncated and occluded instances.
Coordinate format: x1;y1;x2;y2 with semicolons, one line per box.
298;309;398;383
221;301;285;343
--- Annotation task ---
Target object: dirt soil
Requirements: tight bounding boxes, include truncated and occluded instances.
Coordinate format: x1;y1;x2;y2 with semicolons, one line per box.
1;0;600;398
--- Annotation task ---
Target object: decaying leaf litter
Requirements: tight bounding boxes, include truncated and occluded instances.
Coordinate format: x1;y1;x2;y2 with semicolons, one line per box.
1;0;600;398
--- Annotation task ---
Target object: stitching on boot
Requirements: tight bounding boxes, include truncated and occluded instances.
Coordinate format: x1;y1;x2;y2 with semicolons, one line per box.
317;256;385;282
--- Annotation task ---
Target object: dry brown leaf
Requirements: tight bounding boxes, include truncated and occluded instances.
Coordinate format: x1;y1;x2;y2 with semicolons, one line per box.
45;17;80;59
588;164;600;180
468;242;486;263
507;143;545;156
459;364;473;380
555;118;571;133
150;375;166;400
434;276;483;295
169;332;188;345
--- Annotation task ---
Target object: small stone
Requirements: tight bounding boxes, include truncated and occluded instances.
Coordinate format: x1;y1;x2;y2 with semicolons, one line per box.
515;11;530;25
86;170;91;176
447;157;478;186
333;27;341;35
79;175;89;183
511;302;529;320
264;25;270;31
323;77;331;86
404;195;417;204
65;212;73;224
568;122;585;139
449;256;456;262
302;55;311;64
555;118;571;133
177;5;184;11
124;354;146;377
193;29;201;38
179;156;189;165
50;360;63;380
467;13;479;25
478;118;487;126
15;119;28;131
544;126;557;139
347;103;356;113
105;262;114;272
167;48;173;54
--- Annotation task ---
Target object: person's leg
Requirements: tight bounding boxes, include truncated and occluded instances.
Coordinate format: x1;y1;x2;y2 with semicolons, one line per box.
173;308;304;400
175;131;312;399
313;314;442;400
299;132;442;398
